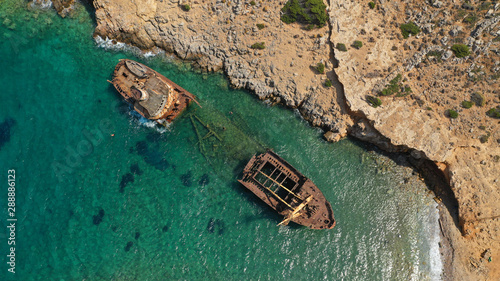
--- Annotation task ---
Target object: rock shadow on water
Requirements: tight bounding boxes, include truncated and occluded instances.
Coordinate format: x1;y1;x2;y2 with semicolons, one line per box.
198;173;210;186
0;117;16;151
135;140;170;171
206;218;225;235
93;208;105;225
180;171;193;187
119;173;134;193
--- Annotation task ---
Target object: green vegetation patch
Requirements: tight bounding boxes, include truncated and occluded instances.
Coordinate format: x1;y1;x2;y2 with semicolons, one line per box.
250;0;256;5
451;44;470;58
493;155;500;163
336;43;347;52
461;100;474;109
182;4;191;11
379;74;402;96
316;62;325;74
446;109;459;119
486;107;500;118
427;50;443;57
471;92;485;106
396;85;412;97
352;40;363;49
426;50;443;63
400;22;420;39
325;79;332;87
280;0;328;27
250;42;265;49
479;2;492;11
463;13;478;25
305;24;315;30
479;132;490;143
256;23;266;30
368;2;375;9
366;95;382;108
455;9;467;21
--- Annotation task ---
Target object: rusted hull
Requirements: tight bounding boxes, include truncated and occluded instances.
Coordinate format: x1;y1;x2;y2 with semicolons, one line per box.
111;59;196;124
239;150;335;229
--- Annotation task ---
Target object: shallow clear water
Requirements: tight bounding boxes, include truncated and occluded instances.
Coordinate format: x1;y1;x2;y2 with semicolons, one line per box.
0;2;442;280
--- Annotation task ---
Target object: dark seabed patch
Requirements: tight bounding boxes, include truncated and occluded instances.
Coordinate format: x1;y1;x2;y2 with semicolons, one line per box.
153;158;170;171
135;140;170;171
217;220;225;235
146;132;162;143
135;232;140;240
93;208;105;225
136;141;148;155
119;173;135;193
0;117;16;150
180;171;193;187
162;224;169;233
130;163;143;175
111;226;118;232
206;218;224;235
198;173;210;186
125;241;134;252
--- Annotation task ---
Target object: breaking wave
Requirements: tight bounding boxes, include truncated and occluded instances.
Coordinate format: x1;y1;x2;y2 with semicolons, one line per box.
428;203;444;280
128;110;170;134
94;35;167;59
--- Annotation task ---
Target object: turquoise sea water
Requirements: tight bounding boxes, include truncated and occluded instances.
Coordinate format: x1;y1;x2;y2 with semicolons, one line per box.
0;2;442;280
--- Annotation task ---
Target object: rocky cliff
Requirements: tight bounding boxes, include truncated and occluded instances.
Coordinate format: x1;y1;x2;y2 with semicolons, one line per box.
51;0;499;279
329;1;499;279
92;0;351;139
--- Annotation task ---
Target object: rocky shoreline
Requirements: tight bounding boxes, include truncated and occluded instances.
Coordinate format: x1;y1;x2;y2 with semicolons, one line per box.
47;0;499;279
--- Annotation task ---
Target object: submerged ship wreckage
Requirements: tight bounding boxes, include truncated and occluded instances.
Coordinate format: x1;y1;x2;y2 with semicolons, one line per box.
239;150;336;229
110;59;198;125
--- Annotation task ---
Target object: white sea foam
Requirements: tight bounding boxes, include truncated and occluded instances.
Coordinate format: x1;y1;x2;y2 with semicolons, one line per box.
128;110;170;133
94;35;168;60
94;35;129;52
30;0;53;9
428;203;444;280
142;47;165;58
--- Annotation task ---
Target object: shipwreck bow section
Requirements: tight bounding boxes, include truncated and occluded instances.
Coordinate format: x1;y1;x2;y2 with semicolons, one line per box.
111;59;197;125
238;150;336;229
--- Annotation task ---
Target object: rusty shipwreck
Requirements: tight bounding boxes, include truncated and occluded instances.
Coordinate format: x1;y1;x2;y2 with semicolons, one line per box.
110;59;197;125
238;150;336;229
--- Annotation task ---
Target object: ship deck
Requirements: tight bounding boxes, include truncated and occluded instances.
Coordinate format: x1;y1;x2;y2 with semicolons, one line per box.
111;59;197;123
239;150;335;229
